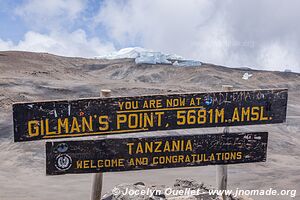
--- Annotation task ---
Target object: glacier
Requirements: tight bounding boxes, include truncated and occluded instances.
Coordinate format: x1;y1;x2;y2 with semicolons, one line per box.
99;47;202;66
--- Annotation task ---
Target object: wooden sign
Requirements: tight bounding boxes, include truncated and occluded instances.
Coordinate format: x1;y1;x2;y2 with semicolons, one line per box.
46;132;268;175
13;89;287;142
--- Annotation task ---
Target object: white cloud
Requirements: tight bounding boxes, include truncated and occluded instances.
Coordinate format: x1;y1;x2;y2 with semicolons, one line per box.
0;38;12;49
0;0;115;57
15;0;86;30
1;0;300;72
95;0;300;72
95;0;217;54
258;42;299;72
0;30;115;57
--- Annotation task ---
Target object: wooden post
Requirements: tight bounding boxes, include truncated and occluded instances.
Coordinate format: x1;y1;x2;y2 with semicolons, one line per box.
90;89;111;200
100;89;112;98
216;85;233;200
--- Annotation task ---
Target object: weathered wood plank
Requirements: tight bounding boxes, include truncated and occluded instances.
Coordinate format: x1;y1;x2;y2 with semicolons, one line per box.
46;132;268;175
13;89;287;142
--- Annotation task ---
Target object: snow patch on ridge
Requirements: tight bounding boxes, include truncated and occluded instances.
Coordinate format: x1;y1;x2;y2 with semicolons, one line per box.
99;47;201;66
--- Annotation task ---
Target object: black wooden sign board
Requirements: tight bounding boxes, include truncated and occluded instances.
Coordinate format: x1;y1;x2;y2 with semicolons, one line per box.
14;89;287;142
46;132;268;175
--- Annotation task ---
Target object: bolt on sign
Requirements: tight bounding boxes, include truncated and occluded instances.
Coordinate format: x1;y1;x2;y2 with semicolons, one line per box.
13;88;287;142
46;132;268;175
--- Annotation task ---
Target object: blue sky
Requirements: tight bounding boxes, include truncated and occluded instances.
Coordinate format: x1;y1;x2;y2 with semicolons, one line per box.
0;0;300;72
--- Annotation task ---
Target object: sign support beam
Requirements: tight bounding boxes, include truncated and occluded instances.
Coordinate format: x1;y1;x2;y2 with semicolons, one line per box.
216;85;233;200
90;89;111;200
